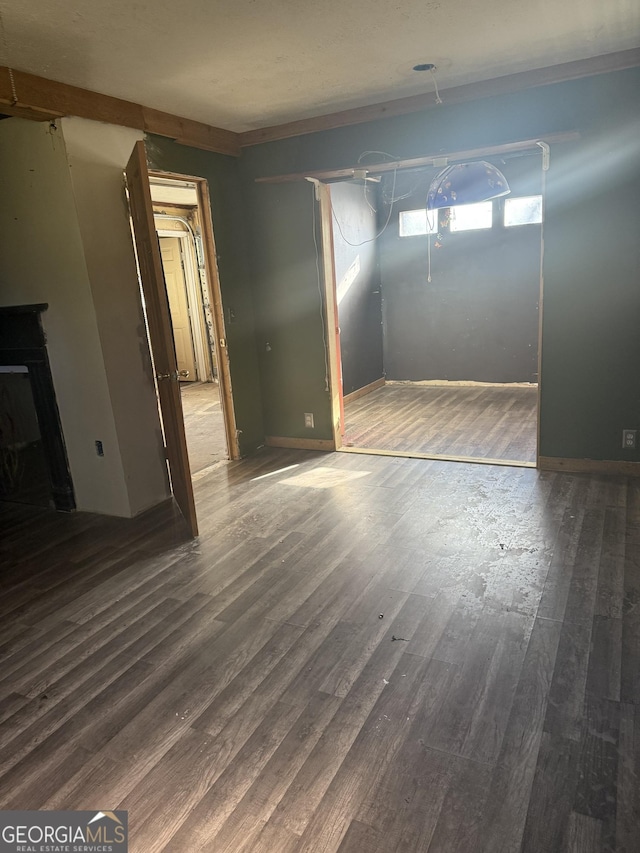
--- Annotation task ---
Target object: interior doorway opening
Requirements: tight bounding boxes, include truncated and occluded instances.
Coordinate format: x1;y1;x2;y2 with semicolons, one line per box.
126;141;239;536
319;145;546;469
149;174;234;477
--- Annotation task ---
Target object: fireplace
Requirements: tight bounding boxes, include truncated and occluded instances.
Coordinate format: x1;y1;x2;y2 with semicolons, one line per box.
0;305;75;511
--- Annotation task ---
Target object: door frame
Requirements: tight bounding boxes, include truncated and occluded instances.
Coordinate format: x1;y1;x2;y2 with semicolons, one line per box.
317;181;344;451
149;169;240;461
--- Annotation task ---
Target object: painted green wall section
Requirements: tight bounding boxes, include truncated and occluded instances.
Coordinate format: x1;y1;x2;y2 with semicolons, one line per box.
330;181;384;397
248;180;333;439
144;135;264;456
240;68;640;462
379;157;541;383
541;127;640;460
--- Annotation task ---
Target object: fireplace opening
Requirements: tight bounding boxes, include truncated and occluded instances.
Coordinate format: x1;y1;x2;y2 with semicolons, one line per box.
0;366;52;507
0;305;75;512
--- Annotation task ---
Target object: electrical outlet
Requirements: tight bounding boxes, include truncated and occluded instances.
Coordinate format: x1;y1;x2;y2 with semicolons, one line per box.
304;413;314;429
622;429;636;450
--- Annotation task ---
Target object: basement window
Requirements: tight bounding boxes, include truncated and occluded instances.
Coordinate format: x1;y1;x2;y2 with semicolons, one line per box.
399;208;438;237
449;201;493;232
504;195;543;227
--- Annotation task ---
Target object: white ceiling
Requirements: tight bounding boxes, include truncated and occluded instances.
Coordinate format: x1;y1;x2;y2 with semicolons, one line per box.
1;0;638;132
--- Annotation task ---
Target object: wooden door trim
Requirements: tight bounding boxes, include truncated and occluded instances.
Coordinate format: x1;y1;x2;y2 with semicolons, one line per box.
536;155;548;469
317;182;343;449
195;180;240;459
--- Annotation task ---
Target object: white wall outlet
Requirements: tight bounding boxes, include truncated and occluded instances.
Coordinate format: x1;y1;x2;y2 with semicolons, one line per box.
304;413;314;429
622;429;636;449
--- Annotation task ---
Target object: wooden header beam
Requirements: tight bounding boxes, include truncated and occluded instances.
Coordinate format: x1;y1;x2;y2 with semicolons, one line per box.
0;67;240;157
254;132;581;185
240;48;640;148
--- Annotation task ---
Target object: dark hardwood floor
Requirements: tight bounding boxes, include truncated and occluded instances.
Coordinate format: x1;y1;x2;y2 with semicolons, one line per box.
343;383;538;465
0;448;638;851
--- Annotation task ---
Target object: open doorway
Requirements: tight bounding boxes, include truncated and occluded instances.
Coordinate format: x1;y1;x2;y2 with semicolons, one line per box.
320;146;545;468
149;176;230;475
126;143;239;536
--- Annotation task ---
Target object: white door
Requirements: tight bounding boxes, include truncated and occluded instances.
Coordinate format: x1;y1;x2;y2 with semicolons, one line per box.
160;237;197;381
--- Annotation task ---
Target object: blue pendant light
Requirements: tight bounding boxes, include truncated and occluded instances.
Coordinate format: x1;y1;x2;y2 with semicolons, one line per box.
427;160;511;209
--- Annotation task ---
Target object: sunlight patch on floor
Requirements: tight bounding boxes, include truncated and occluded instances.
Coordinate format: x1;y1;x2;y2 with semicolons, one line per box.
279;466;371;489
251;464;300;482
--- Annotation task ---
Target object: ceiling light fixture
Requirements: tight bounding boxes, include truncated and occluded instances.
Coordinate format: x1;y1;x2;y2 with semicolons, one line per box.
426;160;511;209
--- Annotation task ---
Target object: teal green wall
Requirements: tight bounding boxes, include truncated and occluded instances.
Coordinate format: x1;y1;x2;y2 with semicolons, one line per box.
146;70;640;462
541;126;640;459
240;68;640;461
144;135;264;455
245;180;334;439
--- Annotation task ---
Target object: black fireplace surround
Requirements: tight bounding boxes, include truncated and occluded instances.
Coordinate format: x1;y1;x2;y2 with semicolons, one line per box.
0;304;75;511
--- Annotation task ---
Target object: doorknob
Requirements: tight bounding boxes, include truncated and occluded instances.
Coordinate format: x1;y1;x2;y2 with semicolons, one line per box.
178;370;190;378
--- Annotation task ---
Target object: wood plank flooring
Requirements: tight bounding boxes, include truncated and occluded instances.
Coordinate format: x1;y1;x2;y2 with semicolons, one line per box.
181;381;227;474
343;383;538;464
1;448;639;851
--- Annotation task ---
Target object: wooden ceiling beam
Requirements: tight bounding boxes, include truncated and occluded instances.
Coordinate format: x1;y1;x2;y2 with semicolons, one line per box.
254;132;581;184
0;67;240;157
240;48;640;148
